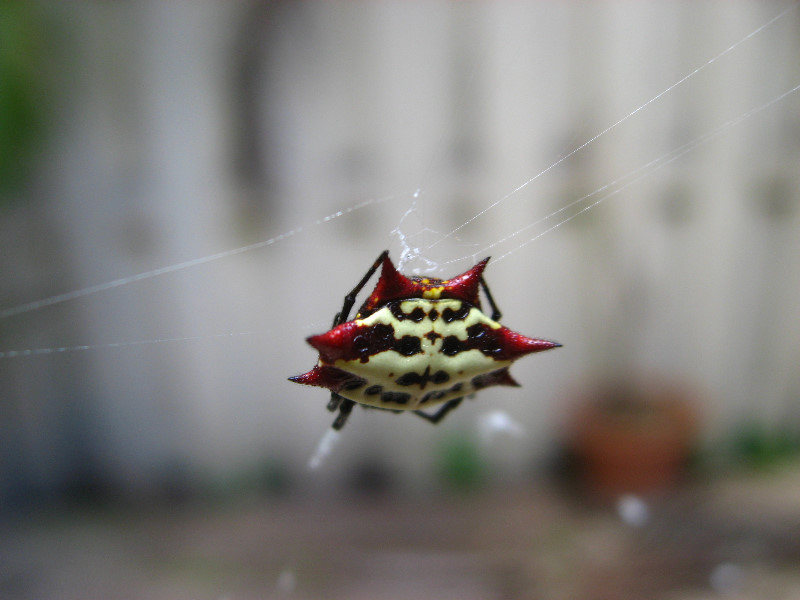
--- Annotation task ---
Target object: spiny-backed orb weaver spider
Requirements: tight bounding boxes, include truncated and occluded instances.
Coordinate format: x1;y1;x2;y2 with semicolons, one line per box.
289;251;560;430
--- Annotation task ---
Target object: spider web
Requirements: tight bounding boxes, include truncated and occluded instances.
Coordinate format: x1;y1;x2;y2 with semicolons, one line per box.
1;3;796;330
395;2;800;272
2;3;799;476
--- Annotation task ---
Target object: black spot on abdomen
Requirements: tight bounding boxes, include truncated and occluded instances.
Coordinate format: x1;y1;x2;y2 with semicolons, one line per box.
381;391;411;405
396;372;424;386
431;370;450;384
441;335;465;356
442;303;470;323
341;377;366;391
395;368;450;388
394;335;422;356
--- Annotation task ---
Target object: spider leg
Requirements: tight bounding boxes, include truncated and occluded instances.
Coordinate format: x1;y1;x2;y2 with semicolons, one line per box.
480;276;502;321
323;251;390;430
331;398;355;430
413;397;464;425
334;250;389;327
327;392;343;412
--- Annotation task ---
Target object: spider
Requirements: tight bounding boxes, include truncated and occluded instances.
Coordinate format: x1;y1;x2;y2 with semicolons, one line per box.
289;250;560;430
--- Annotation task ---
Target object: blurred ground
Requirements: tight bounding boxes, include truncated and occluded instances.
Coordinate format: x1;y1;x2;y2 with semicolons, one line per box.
2;466;799;600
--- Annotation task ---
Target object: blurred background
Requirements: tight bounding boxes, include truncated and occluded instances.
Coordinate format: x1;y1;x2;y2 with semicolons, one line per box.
1;1;799;598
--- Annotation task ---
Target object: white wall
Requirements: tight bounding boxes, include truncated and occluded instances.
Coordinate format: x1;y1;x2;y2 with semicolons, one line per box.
1;1;799;497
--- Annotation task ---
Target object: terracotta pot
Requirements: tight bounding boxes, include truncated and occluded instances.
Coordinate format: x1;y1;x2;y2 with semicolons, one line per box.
568;380;697;499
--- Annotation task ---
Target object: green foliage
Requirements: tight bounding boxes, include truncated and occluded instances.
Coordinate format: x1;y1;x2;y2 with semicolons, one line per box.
0;1;52;200
729;422;800;470
437;432;485;491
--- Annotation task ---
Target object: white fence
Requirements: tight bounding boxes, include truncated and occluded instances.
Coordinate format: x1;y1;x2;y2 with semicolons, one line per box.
1;2;798;498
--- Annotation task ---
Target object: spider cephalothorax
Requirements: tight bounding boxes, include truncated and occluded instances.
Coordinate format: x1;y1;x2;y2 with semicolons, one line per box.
289;250;560;430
